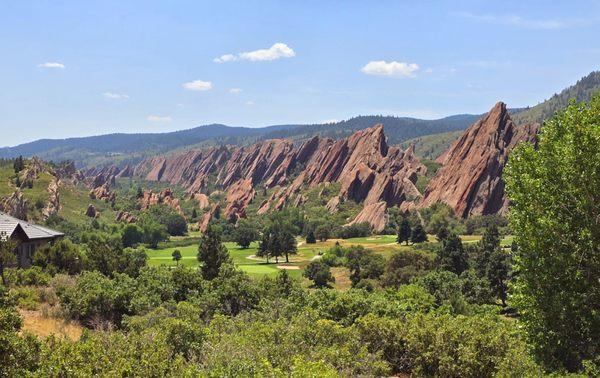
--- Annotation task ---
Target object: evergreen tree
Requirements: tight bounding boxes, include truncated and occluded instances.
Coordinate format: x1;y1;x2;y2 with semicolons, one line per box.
397;218;412;245
437;233;468;275
191;208;198;220
306;229;316;244
410;224;428;244
197;225;230;280
436;225;450;242
13;156;24;174
0;233;17;286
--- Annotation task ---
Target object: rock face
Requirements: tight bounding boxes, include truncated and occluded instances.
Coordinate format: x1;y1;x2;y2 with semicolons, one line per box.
116;211;137;223
223;179;255;222
348;201;388;233
42;179;61;219
421;102;539;217
193;193;210;209
199;203;220;232
139;188;184;216
89;183;115;203
133;125;426;230
0;191;28;220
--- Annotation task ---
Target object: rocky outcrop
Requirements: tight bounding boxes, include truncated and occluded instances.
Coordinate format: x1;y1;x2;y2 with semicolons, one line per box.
223;179;255;222
199;203;220;232
133;125;426;230
193;193;210;209
116;165;133;178
348;201;388;233
89;183;116;203
140;188;184;216
116;211;137;223
85;204;99;218
421;102;540;217
0;191;29;220
42;179;61;219
55;161;84;183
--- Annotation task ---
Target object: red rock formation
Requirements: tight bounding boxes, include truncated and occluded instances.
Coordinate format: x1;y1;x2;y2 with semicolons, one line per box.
0;191;28;220
348;201;388;233
421;102;539;217
193;193;210;209
139;188;184;216
199;203;220;232
116;211;137;223
89;183;115;203
223;179;255;222
116;165;133;178
133;125;425;230
42;179;61;219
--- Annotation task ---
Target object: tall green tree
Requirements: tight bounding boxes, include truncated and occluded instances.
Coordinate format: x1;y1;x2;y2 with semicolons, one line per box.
410;224;428;244
197;225;230;280
475;225;510;306
259;220;297;264
505;96;600;371
437;233;468;275
397;218;411;245
233;219;259;249
0;233;17;286
303;260;335;288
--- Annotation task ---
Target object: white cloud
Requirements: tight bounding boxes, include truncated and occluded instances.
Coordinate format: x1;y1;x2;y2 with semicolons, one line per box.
38;62;65;69
456;11;573;30
214;43;295;63
103;92;130;100
147;115;172;123
361;60;419;77
213;54;237;63
245;101;255;106
229;88;243;94
182;79;213;91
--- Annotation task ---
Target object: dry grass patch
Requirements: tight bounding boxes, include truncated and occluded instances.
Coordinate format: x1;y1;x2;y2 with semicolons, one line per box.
19;309;83;341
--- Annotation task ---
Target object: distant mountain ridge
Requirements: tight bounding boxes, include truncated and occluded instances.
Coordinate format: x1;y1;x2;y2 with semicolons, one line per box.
2;69;598;166
0;115;481;167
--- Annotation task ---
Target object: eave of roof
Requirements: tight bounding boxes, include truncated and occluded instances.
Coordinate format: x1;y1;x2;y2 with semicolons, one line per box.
0;212;64;241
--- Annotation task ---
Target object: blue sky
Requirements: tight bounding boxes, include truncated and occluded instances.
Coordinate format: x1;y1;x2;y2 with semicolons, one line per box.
1;0;599;146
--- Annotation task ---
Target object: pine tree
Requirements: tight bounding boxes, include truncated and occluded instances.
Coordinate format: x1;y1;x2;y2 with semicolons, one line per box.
397;218;412;245
437;232;468;275
197;225;230;280
306;229;316;244
410;224;428;244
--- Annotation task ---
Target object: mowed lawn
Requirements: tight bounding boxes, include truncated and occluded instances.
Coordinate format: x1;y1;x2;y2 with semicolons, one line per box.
146;234;513;278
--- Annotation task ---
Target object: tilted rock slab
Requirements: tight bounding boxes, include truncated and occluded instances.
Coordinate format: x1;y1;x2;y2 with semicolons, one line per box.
421;102;539;218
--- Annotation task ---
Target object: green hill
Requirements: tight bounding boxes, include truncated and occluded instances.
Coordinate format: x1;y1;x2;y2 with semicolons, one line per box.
512;71;600;124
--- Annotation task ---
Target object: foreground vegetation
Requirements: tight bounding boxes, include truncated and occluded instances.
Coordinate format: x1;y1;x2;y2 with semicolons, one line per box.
1;95;600;376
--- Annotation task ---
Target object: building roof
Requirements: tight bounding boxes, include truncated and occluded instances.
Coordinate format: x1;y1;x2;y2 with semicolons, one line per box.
0;212;64;241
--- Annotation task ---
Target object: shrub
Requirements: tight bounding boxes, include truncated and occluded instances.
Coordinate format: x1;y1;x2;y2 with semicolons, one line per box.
304;261;335;288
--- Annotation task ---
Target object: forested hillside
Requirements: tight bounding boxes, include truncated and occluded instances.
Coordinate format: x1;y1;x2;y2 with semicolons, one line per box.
512;70;600;124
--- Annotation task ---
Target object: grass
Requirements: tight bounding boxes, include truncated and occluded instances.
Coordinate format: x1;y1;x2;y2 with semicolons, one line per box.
0;165;16;198
147;233;513;279
19;309;83;341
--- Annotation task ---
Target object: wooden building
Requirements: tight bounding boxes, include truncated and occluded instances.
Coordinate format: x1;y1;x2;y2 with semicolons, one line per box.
0;212;64;267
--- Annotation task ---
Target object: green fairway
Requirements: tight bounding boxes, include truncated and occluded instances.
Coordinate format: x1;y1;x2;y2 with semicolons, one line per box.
146;234;514;278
